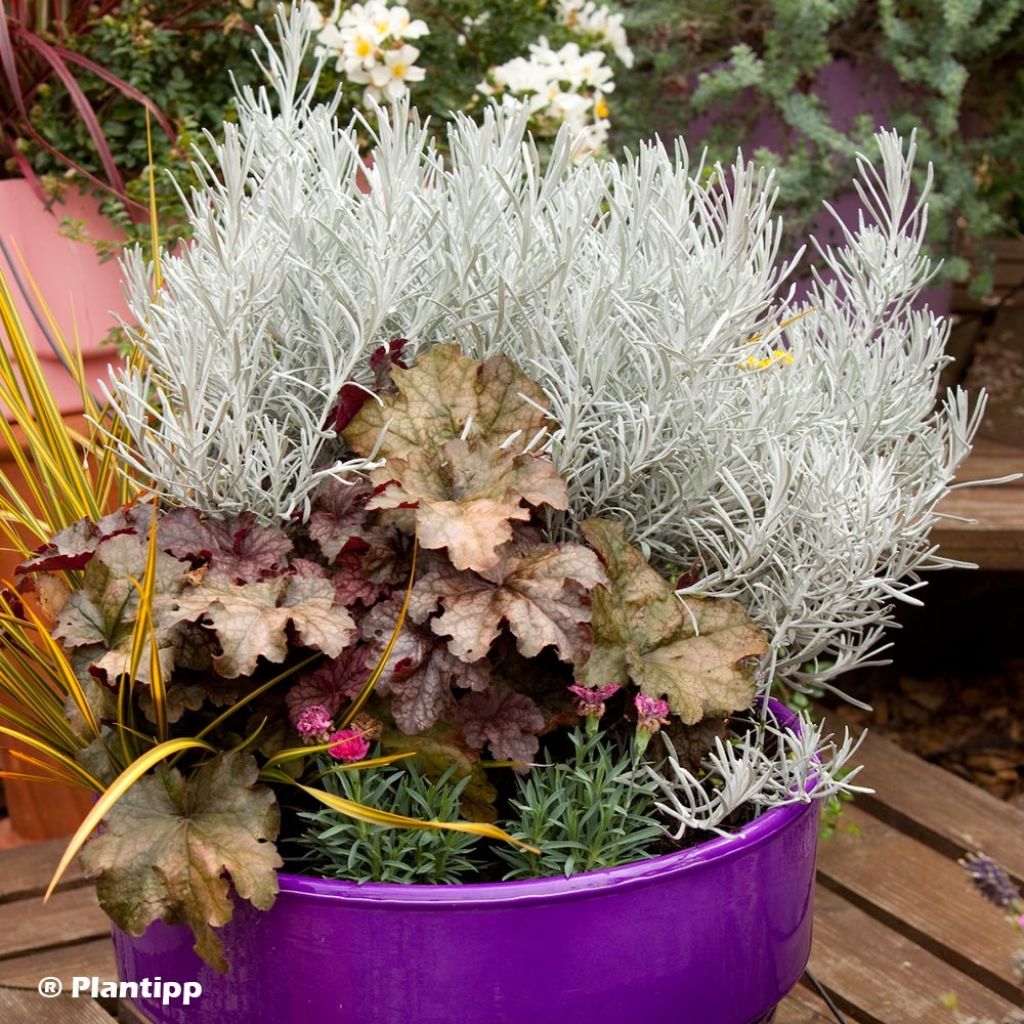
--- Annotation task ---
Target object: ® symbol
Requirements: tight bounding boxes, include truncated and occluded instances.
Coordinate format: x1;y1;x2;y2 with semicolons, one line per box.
38;977;63;997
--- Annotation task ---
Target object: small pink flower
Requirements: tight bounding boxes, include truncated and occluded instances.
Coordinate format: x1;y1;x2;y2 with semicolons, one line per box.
295;704;334;742
327;727;371;763
568;683;621;718
634;693;671;734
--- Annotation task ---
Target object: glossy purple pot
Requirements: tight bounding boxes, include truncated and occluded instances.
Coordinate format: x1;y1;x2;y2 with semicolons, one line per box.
113;703;819;1024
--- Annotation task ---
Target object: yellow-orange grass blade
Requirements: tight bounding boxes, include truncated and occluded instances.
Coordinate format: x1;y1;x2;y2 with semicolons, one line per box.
14;253;140;508
0;770;80;786
266;743;413;770
0;724;102;791
313;752;415;776
0;265;97;524
3;747;91;789
15;594;100;739
188;653;323;747
126;505;166;740
145;109;163;296
45;736;216;901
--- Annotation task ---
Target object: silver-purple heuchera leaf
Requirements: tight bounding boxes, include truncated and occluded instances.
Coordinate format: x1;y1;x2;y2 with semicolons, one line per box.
159;509;293;583
168;576;356;678
16;503;155;575
411;537;606;665
286;645;373;725
361;595;490;733
455;686;546;764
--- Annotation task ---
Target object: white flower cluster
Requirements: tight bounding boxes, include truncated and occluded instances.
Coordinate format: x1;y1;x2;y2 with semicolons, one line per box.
558;0;633;68
480;38;614;157
308;0;427;105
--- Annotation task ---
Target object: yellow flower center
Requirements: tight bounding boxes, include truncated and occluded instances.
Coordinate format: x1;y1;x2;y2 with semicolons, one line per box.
355;36;373;58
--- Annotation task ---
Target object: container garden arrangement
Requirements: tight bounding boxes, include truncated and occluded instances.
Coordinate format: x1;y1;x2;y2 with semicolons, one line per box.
0;7;988;1023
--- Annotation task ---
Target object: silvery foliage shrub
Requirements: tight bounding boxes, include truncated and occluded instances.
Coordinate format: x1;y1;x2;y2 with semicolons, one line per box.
650;715;870;839
105;6;985;700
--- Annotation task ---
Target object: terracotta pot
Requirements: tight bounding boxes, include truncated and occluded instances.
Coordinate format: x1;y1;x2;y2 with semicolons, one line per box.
0;177;127;841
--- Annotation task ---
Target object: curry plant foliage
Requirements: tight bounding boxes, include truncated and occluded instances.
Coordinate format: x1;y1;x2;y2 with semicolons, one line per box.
108;7;980;692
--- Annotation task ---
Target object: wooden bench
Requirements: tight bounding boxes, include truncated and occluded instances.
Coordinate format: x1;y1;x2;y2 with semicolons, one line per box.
934;438;1024;570
0;730;1021;1023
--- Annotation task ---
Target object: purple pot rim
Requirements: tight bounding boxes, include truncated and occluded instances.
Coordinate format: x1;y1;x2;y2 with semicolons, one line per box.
276;698;814;907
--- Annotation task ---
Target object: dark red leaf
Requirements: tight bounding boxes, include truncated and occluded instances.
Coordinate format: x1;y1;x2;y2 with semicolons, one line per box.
327;339;409;433
455;686;545;764
286;644;373;724
9;25;125;191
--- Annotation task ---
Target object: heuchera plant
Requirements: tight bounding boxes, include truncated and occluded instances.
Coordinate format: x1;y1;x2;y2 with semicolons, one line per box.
14;340;766;966
0;6;986;973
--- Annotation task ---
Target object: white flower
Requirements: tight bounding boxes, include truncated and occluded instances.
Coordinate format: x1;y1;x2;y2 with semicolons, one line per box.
302;1;326;31
558;0;634;68
316;1;429;95
387;5;428;39
367;43;426;100
481;36;616;153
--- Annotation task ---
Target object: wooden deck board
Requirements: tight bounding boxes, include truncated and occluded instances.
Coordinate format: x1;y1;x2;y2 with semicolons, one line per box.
0;837;87;904
933;439;1024;569
817;804;1024;1003
0;938;115;989
777;984;856;1023
0;986;116;1023
0;731;1019;1023
0;886;109;961
809;886;1019;1023
855;731;1024;882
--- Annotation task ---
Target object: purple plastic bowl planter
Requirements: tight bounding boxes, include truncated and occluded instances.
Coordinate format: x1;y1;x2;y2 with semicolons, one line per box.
113;700;820;1024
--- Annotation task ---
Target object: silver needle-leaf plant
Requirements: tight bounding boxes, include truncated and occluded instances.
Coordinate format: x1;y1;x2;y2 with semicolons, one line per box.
104;5;984;699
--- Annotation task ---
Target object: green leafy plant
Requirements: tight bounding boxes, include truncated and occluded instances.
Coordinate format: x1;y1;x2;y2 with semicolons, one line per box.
3;1;270;250
498;727;663;879
308;0;634;158
292;752;485;884
610;0;1024;294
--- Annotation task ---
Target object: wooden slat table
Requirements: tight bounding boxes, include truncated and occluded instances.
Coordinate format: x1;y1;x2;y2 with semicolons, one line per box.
0;732;1021;1023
